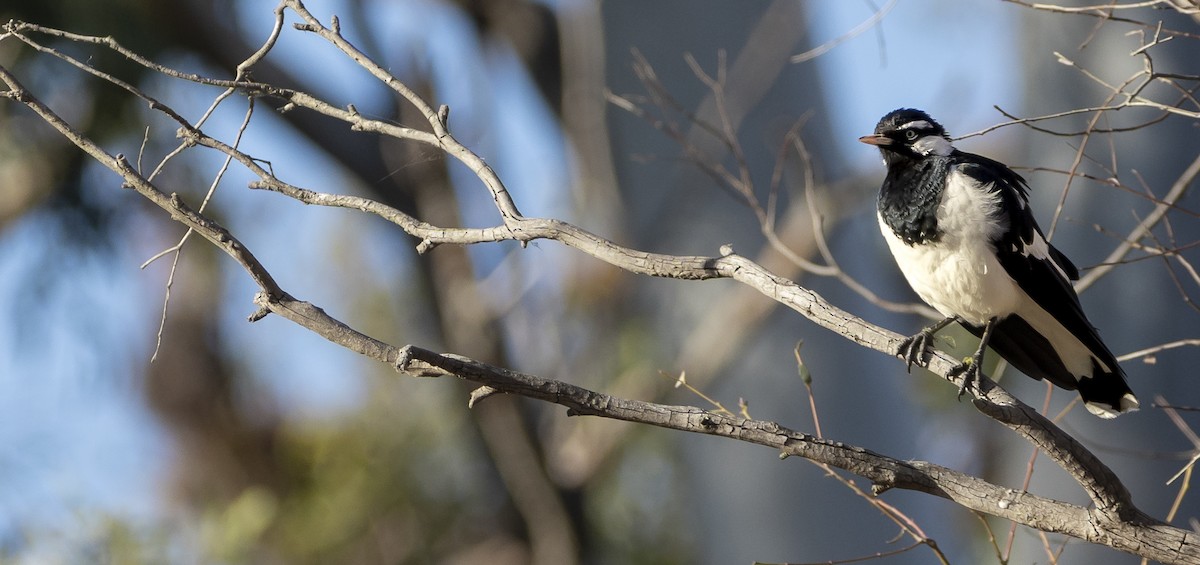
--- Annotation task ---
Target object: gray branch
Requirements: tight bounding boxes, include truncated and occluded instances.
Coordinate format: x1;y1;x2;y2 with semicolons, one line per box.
3;4;1199;560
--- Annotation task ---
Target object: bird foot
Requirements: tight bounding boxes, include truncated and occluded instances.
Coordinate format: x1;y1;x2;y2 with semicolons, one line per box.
897;316;958;372
897;330;936;373
947;352;985;400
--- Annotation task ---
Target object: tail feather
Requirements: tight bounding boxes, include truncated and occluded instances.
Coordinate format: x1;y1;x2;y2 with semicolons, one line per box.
1076;359;1140;419
965;316;1138;418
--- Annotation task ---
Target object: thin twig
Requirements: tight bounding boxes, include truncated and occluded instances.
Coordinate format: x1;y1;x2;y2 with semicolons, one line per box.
789;0;898;63
4;4;1198;561
1077;151;1200;291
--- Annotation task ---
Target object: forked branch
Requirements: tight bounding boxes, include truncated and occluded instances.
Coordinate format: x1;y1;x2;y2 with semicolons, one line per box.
1;1;1197;562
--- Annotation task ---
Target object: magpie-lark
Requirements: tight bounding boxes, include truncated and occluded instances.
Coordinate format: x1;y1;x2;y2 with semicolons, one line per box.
860;108;1139;418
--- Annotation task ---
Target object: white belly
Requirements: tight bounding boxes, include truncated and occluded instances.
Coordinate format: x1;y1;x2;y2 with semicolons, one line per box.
878;170;1020;325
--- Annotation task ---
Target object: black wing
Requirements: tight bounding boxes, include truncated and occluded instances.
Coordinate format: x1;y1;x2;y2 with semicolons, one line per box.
954;152;1123;389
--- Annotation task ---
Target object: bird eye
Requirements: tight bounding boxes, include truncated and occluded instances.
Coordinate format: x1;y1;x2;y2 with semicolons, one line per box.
905;130;918;141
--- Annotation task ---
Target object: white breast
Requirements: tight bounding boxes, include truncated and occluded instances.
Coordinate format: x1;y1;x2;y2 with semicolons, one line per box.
879;169;1021;325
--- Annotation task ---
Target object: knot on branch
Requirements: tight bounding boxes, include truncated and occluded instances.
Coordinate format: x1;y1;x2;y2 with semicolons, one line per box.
248;290;277;322
437;104;450;129
391;345;447;378
394;344;415;373
2;86;28;103
175;126;201;146
415;239;438;254
3;19;30;36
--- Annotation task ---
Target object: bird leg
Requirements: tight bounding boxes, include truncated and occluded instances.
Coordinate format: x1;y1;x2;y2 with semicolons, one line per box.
946;317;997;399
897;316;961;372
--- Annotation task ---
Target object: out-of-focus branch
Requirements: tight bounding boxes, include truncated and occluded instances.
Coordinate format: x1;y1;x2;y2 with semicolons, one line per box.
0;67;286;301
4;62;1161;549
947;11;1199;300
0;55;1146;527
790;0;897;63
608;52;938;318
1078;150;1200;291
1002;0;1200;38
3;2;1198;562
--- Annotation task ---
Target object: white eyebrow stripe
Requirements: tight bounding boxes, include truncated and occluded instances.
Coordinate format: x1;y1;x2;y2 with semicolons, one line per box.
899;120;933;130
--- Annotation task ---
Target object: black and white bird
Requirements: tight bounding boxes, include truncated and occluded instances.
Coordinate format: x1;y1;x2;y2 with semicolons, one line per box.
860;108;1139;418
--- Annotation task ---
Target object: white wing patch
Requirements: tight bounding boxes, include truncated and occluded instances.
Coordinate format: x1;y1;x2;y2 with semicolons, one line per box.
1019;231;1073;286
1021;231;1051;260
1008;214;1115;376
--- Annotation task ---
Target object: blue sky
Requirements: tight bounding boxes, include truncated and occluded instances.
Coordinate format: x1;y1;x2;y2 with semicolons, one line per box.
808;0;1020;165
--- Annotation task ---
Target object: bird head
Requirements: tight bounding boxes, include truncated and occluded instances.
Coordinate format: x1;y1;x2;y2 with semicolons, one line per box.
859;108;953;165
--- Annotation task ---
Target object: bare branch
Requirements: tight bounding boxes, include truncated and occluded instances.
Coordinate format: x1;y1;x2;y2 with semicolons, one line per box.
4;3;1199;561
790;0;898;63
1003;0;1200;39
283;0;523;223
612;53;938;317
1077;150;1200;291
391;345;1196;564
0;64;285;299
8;55;1163;547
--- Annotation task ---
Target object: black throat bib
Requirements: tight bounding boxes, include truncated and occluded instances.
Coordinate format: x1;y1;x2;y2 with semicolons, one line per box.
877;155;950;245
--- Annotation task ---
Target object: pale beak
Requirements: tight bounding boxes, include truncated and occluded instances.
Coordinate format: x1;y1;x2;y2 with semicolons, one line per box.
858;134;892;146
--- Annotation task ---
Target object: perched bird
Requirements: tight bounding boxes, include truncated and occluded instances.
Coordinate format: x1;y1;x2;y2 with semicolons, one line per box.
860;108;1138;418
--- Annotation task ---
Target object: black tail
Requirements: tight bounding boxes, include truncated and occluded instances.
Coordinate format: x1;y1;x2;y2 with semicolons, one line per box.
1074;359;1140;418
966;316;1138;418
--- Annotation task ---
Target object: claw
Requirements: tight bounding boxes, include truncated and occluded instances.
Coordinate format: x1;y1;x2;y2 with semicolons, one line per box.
947;356;981;399
948;317;997;401
895;316;958;372
898;331;934;372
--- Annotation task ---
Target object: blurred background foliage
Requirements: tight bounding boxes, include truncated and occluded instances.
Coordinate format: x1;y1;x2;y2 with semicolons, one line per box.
0;1;1197;564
